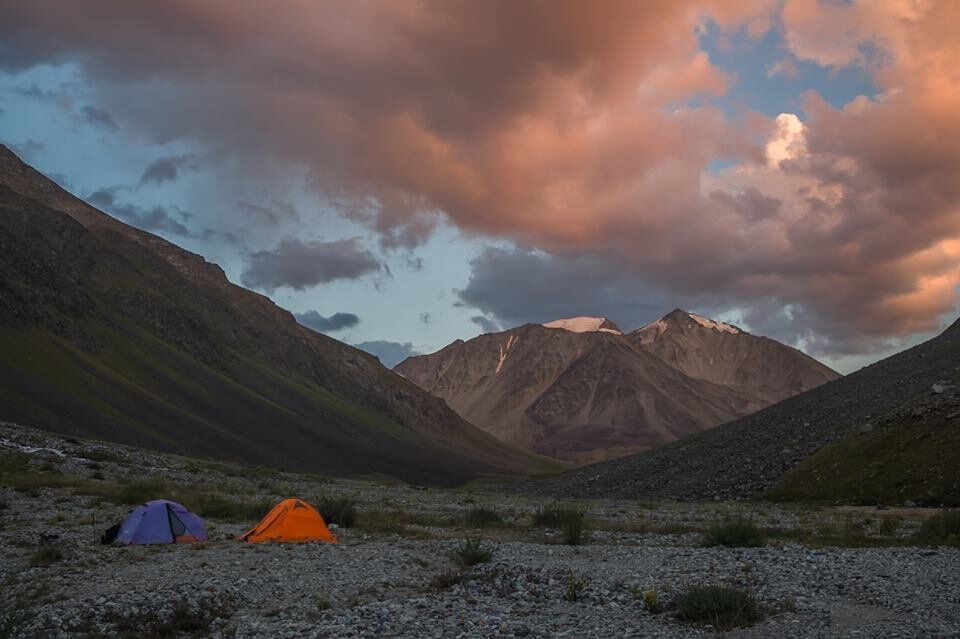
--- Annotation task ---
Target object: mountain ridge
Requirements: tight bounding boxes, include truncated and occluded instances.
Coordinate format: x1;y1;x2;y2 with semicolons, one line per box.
0;144;558;485
395;310;836;464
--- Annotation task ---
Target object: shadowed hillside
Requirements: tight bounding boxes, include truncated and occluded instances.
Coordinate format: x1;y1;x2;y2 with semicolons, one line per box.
0;145;558;485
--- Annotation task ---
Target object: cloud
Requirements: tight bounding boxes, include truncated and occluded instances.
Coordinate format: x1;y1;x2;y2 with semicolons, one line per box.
419;312;431;324
79;104;117;131
86;186;192;236
241;237;383;292
4;1;960;354
237;200;299;224
457;246;675;331
355;340;422;368
294;310;360;333
140;153;200;185
469;315;502;334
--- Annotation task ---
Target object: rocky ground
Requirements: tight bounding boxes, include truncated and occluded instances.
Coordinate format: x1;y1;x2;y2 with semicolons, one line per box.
2;423;959;638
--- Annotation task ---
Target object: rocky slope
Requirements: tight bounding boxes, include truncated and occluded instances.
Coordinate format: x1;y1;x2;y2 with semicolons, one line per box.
632;309;839;405
397;313;836;464
518;318;960;503
0;144;556;485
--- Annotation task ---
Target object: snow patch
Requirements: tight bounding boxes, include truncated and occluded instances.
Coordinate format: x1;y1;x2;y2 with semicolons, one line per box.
688;313;740;334
542;317;622;335
495;334;519;374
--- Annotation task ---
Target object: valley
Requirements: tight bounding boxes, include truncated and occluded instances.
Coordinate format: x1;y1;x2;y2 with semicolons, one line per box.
3;424;958;638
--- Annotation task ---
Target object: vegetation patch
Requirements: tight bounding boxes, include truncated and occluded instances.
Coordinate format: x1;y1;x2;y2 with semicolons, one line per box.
356;509;408;534
915;510;960;547
452;537;493;567
316;496;358;528
766;419;960;506
532;502;587;544
673;584;763;630
562;571;589;602
464;507;503;528
702;519;766;548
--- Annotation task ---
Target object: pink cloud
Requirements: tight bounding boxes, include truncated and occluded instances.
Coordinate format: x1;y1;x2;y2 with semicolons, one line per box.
2;0;958;352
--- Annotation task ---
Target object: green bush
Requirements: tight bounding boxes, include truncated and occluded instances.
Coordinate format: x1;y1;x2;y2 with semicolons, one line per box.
532;502;587;544
453;537;493;567
674;585;763;630
464;507;503;528
915;510;960;547
560;509;586;545
702;519;766;548
317;497;358;528
532;502;566;527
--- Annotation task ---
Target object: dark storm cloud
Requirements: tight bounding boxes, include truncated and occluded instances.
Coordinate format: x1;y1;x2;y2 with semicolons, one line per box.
456;246;674;331
86;186;191;237
294;311;360;333
241;237;383;292
355;341;422;369
469;315;502;334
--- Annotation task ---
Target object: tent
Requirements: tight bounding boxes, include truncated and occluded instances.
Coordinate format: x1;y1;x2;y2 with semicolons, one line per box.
103;499;208;545
240;498;337;543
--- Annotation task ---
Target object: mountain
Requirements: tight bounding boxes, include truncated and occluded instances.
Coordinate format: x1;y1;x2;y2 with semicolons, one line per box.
396;316;776;464
518;319;960;505
0;144;558;485
631;309;839;405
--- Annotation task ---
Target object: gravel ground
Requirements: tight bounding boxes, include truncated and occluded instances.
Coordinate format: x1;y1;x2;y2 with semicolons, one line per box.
2;425;959;638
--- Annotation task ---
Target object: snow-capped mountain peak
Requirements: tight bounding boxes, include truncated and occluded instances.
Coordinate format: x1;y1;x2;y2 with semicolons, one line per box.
542;316;623;335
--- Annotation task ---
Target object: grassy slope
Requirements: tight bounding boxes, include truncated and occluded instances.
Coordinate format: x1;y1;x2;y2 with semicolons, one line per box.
766;418;960;506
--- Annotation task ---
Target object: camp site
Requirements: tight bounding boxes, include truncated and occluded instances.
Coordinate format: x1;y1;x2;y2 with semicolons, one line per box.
3;425;959;637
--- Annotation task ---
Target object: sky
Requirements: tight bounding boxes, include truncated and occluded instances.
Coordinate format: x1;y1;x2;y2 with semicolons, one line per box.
1;1;958;372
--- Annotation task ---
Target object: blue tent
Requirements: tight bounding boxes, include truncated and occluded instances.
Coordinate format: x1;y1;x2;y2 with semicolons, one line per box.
112;500;208;545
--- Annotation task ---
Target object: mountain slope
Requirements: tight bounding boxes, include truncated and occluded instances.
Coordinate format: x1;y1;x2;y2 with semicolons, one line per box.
517;319;960;503
0;145;557;485
396;320;758;464
631;309;839;405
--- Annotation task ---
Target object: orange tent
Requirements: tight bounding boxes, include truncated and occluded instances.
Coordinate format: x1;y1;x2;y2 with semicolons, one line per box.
239;498;337;544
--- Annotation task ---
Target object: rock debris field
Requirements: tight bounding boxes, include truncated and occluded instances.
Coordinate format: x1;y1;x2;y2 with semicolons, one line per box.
1;424;959;638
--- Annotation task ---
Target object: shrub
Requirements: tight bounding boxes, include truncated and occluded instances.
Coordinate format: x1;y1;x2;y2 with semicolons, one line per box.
562;571;589;602
453;537;493;567
643;589;663;614
29;546;62;567
317;497;358;528
532;502;587;544
532;502;566;527
464;507;503;528
915;510;960;547
673;585;763;630
702;519;766;548
560;509;586;546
